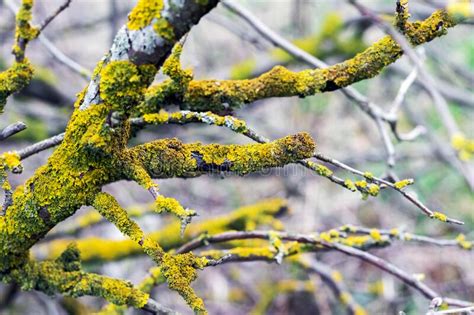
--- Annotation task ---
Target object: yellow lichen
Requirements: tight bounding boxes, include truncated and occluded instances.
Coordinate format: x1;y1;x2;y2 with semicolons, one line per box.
389;228;399;237
0;60;34;111
355;180;367;188
160;252;207;313
154;18;175;41
367;184;380;197
455;234;473;250
93;193;144;243
344;179;357;191
369;229;382;242
451;133;474;161
431;211;448;222
127;0;163;30
315;163;333;177
363;172;374;180
1;151;21;170
154;195;196;232
331;270;343;283
367;280;384;296
100;61;156;112
394;179;414;190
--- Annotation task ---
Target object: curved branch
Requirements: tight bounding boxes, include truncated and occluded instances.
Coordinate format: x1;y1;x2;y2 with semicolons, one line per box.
143;8;458;113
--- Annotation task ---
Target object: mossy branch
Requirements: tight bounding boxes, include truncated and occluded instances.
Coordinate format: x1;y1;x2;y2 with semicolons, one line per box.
126;132;315;178
142;9;457;113
5;245;149;309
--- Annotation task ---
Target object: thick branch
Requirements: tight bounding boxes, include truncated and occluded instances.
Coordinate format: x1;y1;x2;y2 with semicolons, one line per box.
126;133;316;179
143;9;457;113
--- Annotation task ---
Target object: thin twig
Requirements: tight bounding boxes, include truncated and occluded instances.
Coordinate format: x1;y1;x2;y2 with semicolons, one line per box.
38;35;91;80
17;132;64;160
221;0;394;123
142;298;180;315
0;122;26;141
38;0;72;32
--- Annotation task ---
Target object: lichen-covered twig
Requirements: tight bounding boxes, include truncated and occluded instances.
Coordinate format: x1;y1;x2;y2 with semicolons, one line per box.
37;198;289;262
143;3;459;116
5;244;151;310
176;230;473;308
339;225;472;250
136;109;462;224
349;0;474;189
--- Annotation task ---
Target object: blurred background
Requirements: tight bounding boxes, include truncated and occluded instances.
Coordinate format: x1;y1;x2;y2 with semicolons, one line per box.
0;0;473;314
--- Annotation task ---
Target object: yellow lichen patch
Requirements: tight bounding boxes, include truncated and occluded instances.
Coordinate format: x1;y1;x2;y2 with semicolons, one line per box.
354;306;368;315
340;235;373;248
141;9;458;114
0;151;21;170
354;180;367;188
154;18;175;41
15;0;38;40
369;229;382;242
154;195;196;233
389;228;400;237
93;193;144;243
331;270;343;283
451;133;474;161
143;110;170;124
367;184;380;197
162;44;192;84
455;234;473;250
339;291;352;305
344;179;357;191
0;60;34;111
363;172;374;180
367;280;384;296
127;0;163;30
7;259;149;308
306;161;333;177
100;61;156;112
160;253;207;313
269;231;286;263
394;179;414;190
431;211;448;222
128;132;315;177
13;0;39;59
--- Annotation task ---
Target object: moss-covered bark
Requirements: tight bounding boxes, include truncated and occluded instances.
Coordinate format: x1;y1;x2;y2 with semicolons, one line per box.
142;9;458;113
